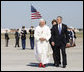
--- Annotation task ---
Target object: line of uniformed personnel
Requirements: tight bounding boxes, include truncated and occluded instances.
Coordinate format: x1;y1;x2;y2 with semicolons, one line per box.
4;26;35;50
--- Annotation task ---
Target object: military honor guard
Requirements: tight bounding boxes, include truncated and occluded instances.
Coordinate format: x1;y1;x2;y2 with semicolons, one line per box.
21;26;27;50
29;26;35;49
15;29;20;47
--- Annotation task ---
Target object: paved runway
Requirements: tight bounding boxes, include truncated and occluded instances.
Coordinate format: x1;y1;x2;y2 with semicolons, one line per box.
1;37;83;71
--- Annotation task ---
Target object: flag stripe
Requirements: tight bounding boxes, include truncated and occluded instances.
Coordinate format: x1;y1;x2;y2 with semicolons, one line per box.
31;16;42;17
31;18;40;19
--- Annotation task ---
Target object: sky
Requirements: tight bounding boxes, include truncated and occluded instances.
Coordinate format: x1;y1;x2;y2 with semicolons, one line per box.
1;1;83;29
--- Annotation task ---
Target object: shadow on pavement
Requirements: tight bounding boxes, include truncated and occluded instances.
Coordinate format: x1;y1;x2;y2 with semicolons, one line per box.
26;63;39;67
26;63;54;67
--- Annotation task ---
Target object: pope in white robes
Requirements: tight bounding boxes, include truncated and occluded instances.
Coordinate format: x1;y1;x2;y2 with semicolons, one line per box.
34;19;52;68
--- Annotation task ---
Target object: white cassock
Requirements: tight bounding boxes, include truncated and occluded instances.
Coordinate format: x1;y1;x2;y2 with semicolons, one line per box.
34;25;52;64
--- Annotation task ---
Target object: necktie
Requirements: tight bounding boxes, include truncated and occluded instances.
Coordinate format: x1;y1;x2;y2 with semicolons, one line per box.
59;24;61;34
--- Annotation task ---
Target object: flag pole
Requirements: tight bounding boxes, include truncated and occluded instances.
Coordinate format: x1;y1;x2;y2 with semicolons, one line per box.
30;4;32;27
30;4;33;27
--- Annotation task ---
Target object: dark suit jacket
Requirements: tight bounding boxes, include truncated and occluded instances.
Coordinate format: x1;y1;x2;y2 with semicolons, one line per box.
15;32;20;39
21;30;27;40
5;33;9;40
29;29;34;39
51;23;69;46
49;26;54;46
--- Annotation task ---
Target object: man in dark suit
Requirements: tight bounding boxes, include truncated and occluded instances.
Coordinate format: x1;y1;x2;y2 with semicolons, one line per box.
5;30;9;47
51;16;69;68
15;29;20;47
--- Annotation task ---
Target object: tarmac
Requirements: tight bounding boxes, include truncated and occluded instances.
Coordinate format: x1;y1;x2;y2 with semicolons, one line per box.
1;37;83;71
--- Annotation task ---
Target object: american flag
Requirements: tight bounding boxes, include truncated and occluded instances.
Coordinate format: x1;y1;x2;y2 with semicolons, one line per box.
31;5;42;19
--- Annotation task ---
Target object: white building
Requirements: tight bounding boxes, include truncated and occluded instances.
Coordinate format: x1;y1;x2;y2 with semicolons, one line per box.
1;28;10;33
